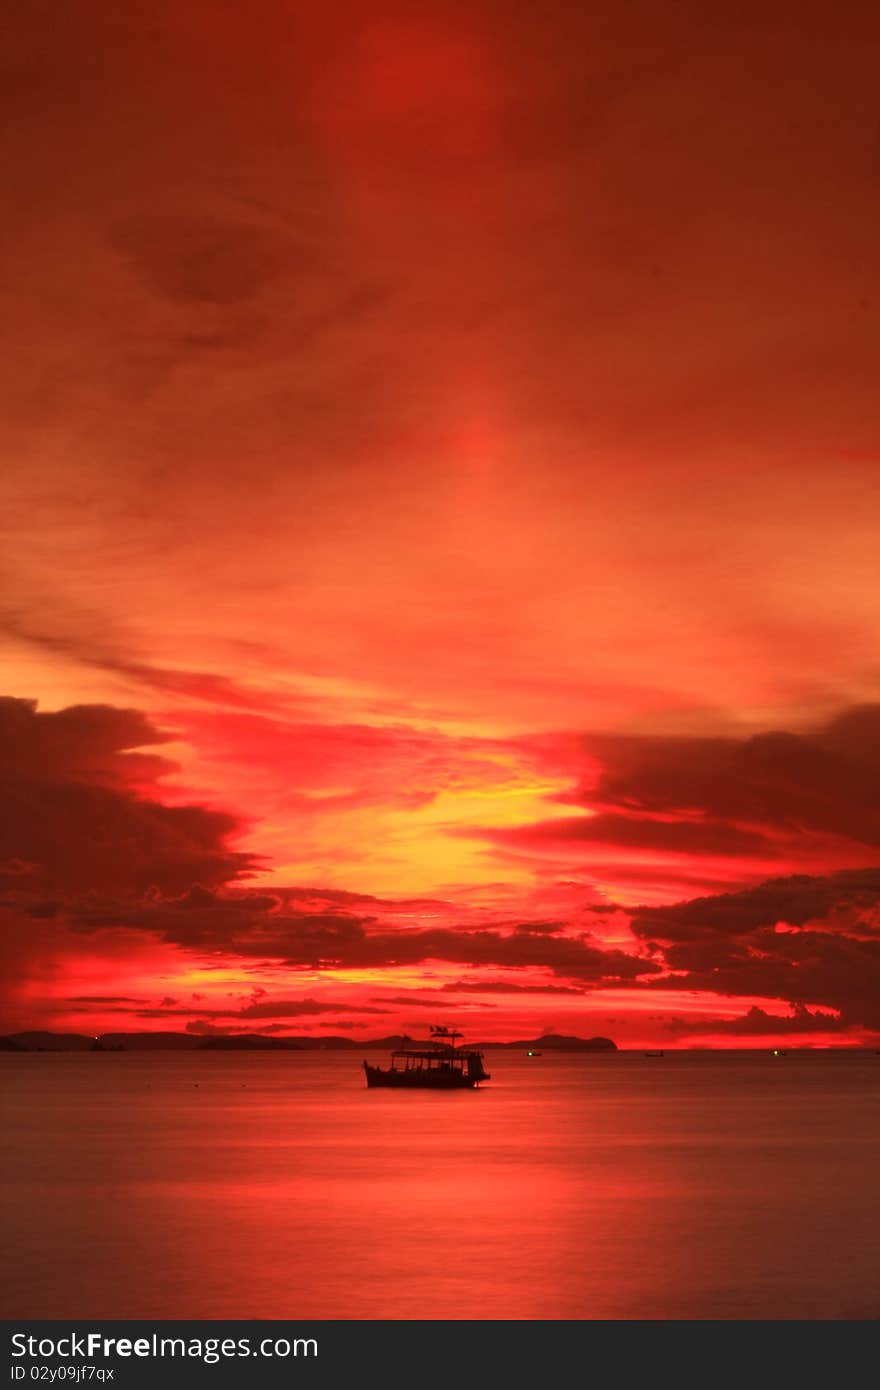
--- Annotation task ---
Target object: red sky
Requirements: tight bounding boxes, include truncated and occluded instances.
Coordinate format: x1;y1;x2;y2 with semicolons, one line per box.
2;1;880;1046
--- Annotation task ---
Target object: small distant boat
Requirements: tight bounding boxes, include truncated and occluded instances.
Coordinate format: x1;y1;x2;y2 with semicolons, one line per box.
644;1050;665;1057
363;1026;490;1089
772;1049;788;1056
527;1050;542;1057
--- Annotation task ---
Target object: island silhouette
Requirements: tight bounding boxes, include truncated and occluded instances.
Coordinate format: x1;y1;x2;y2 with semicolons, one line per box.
1;1030;618;1053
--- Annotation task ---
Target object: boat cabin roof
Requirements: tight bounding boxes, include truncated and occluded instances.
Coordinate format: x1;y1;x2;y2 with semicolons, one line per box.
391;1047;479;1060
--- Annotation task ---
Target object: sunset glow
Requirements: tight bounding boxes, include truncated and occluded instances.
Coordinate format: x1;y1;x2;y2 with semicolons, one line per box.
2;0;880;1049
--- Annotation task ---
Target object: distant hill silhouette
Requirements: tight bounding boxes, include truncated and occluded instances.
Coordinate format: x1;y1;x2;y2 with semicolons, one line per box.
198;1035;304;1051
4;1031;201;1051
99;1032;200;1050
7;1031;96;1051
1;1029;618;1053
471;1034;618;1052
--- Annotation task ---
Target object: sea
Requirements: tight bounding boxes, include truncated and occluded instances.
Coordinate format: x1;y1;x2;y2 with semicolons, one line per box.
2;1049;878;1320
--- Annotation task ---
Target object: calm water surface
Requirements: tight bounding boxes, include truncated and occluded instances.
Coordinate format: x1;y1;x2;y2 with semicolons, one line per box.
2;1051;878;1319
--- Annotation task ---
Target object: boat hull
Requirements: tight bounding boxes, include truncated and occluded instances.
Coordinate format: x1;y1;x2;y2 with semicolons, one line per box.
363;1062;488;1089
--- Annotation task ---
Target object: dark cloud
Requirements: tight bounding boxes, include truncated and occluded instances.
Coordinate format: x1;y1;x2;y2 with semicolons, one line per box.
586;707;880;850
0;612;295;715
630;868;880;943
665;1004;844;1037
370;996;443;1009
513;920;566;935
1;780;252;896
275;886;449;914
65;885;660;983
0;695;172;786
498;706;880;871
657;928;880;1027
273;921;657;982
238;998;389;1019
111;216;296;306
134;996;390;1021
0;697;255;895
631;868;880;1030
67;995;144;1005
373;980;587;1001
491;812;772;857
441;980;586;995
6;692;880;1036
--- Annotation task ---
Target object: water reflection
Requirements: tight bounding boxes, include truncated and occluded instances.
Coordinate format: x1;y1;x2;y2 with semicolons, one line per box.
2;1051;878;1318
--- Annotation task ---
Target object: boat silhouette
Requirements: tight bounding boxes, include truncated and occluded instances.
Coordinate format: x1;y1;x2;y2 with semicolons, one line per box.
363;1026;490;1089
